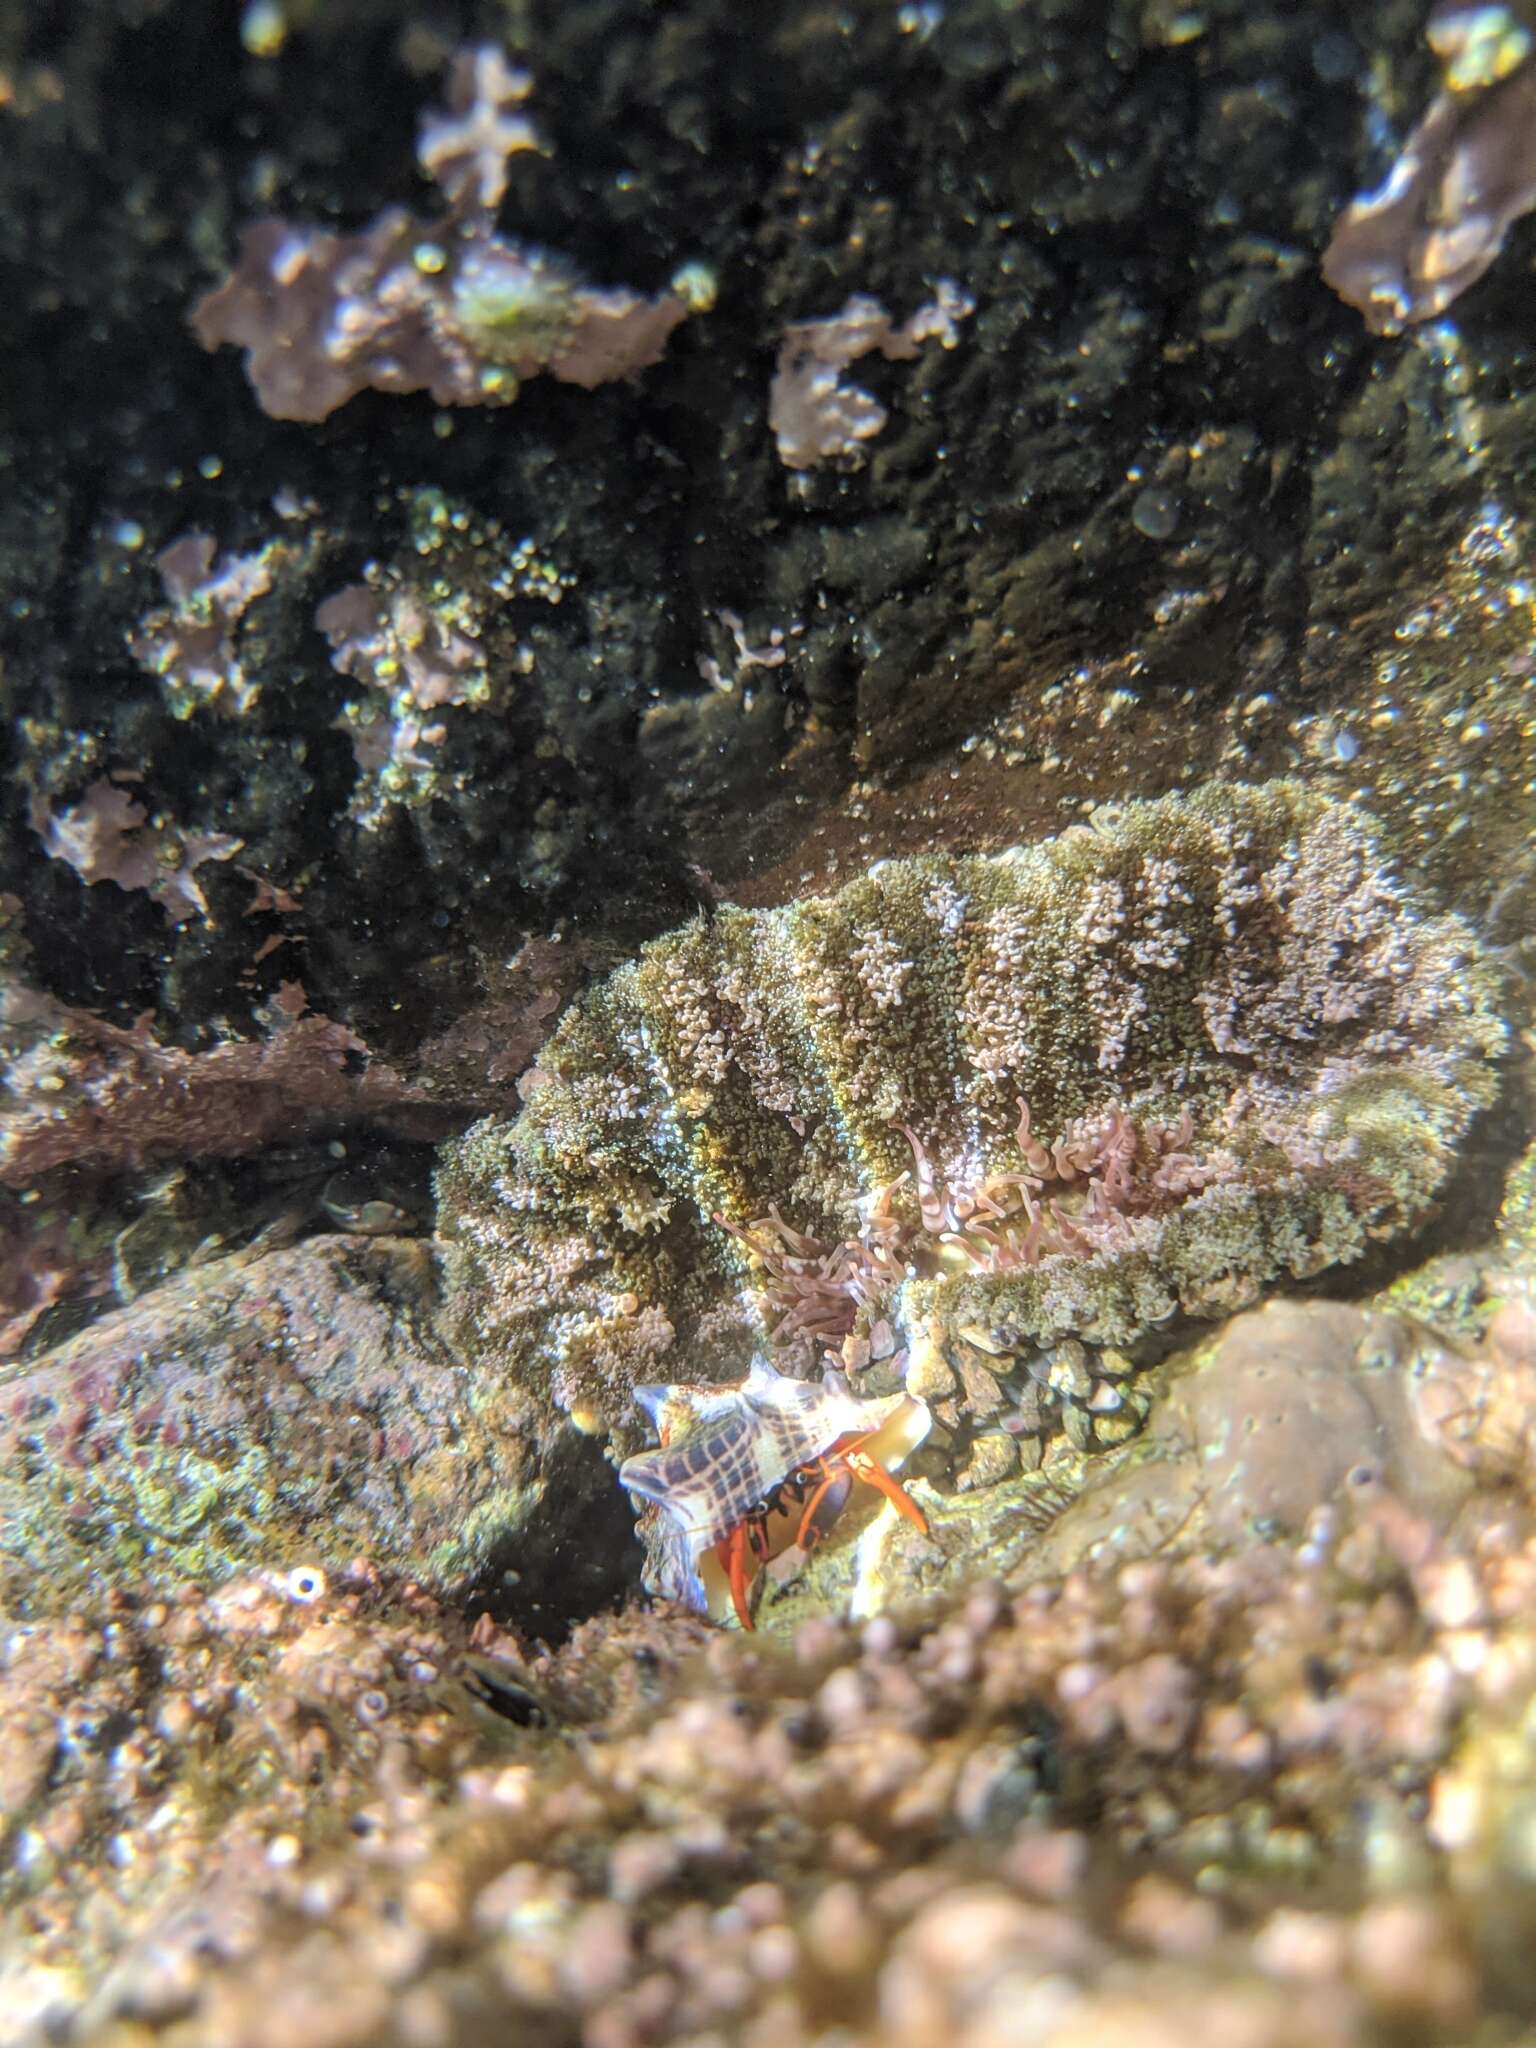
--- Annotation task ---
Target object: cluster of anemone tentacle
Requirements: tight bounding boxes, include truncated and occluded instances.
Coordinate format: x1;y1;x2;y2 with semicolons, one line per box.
715;1098;1221;1353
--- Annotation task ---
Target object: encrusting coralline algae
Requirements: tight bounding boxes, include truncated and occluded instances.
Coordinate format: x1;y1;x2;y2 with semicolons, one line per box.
191;44;696;423
437;778;1507;1489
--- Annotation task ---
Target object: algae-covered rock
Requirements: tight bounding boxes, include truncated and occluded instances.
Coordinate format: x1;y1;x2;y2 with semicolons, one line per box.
438;779;1507;1459
755;1294;1514;1631
17;1428;1536;2048
0;1235;544;1605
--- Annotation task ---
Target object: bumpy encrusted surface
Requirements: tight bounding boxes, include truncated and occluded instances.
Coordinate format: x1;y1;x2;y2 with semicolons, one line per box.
438;780;1506;1448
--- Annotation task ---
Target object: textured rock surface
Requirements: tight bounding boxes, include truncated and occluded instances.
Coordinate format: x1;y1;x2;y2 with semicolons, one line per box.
753;1289;1532;1632
5;1283;1536;2046
0;0;1531;1059
0;0;1533;2035
0;1236;538;1602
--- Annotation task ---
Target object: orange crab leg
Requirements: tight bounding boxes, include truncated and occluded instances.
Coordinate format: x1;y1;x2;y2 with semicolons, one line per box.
842;1446;929;1534
793;1465;854;1555
712;1523;757;1630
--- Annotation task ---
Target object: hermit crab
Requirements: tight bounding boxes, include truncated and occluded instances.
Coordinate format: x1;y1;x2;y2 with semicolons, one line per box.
619;1359;931;1628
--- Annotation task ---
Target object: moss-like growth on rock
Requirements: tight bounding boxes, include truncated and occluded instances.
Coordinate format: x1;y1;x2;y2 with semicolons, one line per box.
438;780;1507;1446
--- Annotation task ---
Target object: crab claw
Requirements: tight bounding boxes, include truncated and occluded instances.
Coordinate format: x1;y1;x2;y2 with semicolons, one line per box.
842;1445;929;1534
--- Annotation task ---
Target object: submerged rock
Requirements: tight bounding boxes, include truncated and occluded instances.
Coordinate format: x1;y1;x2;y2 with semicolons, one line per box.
439;780;1506;1478
11;1389;1536;2048
0;1236;542;1605
6;1153;1536;2041
758;1291;1534;1631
